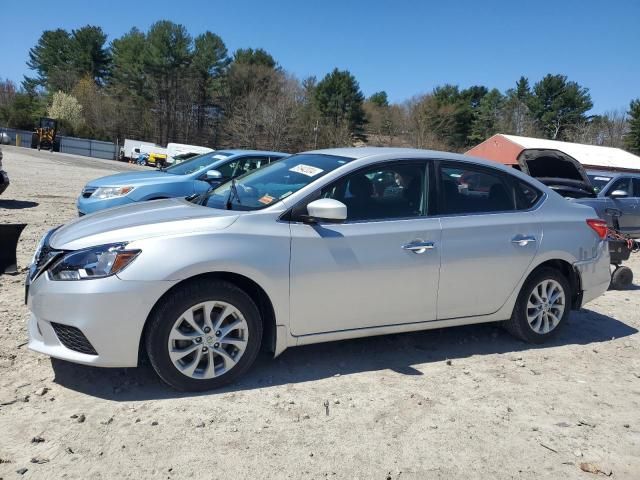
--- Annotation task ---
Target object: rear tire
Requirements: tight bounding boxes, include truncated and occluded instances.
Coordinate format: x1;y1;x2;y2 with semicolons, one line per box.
145;279;262;391
610;266;633;290
504;267;571;343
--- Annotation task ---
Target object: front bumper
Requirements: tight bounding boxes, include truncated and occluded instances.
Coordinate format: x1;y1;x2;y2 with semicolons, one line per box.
76;194;136;216
27;271;178;367
0;170;9;195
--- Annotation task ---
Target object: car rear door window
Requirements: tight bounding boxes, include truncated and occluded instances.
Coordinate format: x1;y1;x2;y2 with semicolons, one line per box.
439;164;516;214
320;162;427;221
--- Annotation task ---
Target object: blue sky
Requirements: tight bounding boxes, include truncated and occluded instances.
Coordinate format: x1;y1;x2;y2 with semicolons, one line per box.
1;0;638;113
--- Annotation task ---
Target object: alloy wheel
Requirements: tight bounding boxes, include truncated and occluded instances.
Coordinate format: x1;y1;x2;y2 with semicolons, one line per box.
526;279;565;334
167;301;249;379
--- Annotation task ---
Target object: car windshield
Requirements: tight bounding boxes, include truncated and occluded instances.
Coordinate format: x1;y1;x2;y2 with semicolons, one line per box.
202;153;353;210
587;174;613;193
164;151;232;175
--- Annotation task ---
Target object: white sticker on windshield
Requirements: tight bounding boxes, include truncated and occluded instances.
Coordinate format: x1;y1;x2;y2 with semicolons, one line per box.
289;164;323;177
213;154;228;160
594;176;611;181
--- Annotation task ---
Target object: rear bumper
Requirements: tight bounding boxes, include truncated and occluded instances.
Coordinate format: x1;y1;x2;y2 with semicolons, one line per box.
574;240;611;306
0;170;9;195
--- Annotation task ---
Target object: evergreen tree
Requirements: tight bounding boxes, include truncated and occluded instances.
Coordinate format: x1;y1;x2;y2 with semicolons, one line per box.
314;68;366;143
369;91;389;108
69;26;111;84
528;74;593;140
470;88;504;143
25;29;73;91
624;99;640;155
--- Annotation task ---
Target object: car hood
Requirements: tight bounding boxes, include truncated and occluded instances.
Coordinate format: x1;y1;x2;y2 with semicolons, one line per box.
517;148;595;197
50;198;240;250
86;170;183;187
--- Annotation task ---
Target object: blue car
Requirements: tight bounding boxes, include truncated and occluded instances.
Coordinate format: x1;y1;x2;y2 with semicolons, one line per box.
77;150;287;215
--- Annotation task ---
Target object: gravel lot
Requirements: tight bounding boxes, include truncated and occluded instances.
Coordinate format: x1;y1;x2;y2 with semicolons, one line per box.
0;145;639;479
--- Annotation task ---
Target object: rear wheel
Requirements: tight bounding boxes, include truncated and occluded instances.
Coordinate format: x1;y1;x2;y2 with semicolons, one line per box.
145;280;262;391
504;267;571;343
610;266;633;290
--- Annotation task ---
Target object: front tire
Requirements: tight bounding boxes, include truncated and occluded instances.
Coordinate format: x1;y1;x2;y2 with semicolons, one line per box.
145;280;262;391
504;267;571;343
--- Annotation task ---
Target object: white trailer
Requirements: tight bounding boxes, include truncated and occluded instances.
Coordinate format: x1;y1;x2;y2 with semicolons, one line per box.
166;143;214;165
121;139;161;161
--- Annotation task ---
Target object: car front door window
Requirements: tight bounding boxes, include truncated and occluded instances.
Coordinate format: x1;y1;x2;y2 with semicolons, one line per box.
319;163;427;221
608;178;632;197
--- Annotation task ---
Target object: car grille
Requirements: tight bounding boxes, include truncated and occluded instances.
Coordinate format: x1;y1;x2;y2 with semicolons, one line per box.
29;228;63;281
81;187;96;198
50;322;98;355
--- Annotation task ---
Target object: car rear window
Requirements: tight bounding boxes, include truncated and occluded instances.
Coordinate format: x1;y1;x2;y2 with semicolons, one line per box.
514;181;542;210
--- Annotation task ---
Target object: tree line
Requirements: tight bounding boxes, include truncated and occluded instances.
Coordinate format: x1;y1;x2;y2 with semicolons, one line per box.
0;21;639;156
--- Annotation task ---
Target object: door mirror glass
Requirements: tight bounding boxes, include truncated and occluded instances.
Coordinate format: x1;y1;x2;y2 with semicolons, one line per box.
610;189;629;198
205;170;222;180
306;199;347;223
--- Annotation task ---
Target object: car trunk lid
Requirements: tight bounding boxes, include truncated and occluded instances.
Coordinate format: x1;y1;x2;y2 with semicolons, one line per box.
517;148;596;198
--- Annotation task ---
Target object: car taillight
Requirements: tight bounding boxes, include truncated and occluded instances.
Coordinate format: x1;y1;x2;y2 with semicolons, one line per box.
586;219;608;239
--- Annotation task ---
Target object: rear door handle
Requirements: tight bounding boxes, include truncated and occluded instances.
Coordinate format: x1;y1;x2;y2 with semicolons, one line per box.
511;235;536;247
402;241;435;254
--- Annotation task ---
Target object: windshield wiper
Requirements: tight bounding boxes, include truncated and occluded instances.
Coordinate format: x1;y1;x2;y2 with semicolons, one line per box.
226;178;241;210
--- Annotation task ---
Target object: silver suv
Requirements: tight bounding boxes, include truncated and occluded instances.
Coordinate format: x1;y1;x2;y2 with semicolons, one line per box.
26;148;611;391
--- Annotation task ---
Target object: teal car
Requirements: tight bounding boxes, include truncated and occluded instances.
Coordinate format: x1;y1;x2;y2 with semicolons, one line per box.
77;150;287;215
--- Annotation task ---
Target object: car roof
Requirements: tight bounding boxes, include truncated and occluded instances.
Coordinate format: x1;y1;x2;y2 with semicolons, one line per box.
304;147;515;169
218;149;288;157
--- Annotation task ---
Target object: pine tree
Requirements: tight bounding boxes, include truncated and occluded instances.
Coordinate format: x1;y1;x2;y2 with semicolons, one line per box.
624;99;640;155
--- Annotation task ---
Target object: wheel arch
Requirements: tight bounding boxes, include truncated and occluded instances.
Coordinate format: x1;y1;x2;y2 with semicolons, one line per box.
525;258;582;309
138;271;277;364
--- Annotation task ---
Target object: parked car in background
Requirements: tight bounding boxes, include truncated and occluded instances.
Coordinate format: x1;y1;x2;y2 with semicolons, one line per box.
0;147;9;195
29;148;610;391
583;170;640;237
516;149;640;237
77;150;287;215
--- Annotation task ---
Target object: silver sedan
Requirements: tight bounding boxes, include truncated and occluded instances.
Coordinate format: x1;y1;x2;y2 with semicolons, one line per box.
26;148;611;391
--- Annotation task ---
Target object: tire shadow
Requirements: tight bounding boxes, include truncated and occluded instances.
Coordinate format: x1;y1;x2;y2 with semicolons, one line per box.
0;199;39;209
50;308;637;401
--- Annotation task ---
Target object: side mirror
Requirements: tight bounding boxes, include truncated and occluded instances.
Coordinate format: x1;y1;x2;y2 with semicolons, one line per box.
304;199;347;223
610;189;629;198
205;170;222;180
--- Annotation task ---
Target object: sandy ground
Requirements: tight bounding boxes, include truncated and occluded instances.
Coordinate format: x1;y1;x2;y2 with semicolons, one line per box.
0;145;639;480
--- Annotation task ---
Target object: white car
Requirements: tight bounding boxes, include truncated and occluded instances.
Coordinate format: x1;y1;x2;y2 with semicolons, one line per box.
26;148;611;391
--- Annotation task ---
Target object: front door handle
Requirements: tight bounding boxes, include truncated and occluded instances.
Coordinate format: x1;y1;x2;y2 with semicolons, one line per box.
402;241;435;254
511;235;537;247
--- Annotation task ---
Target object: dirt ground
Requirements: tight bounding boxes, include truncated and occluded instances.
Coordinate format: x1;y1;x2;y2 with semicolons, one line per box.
0;145;639;480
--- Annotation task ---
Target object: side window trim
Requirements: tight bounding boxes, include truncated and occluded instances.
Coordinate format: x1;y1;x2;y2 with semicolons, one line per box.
285;159;431;223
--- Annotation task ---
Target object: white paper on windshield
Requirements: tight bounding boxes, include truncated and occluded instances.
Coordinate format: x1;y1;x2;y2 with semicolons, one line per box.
213;154;228;160
594;176;611;181
289;164;323;177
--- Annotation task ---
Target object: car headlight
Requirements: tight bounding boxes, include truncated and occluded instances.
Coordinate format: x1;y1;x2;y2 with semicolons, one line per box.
48;243;141;281
92;186;135;199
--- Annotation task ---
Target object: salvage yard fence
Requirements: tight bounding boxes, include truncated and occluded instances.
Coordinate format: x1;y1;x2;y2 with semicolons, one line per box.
0;126;118;161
